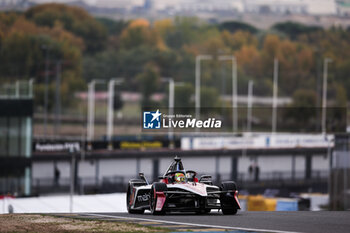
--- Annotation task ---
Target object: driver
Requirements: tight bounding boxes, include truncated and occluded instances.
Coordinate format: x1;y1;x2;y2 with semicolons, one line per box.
174;172;185;183
163;156;187;183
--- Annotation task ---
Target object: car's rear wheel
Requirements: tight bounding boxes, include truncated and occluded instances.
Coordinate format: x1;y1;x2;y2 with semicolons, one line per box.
220;181;238;215
150;182;167;215
126;182;145;214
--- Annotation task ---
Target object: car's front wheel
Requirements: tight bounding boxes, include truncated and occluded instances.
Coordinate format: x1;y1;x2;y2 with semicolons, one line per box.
220;181;238;215
150;182;167;215
126;182;145;214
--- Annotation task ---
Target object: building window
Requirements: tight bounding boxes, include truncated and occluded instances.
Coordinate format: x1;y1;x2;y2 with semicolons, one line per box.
0;117;7;156
9;117;20;157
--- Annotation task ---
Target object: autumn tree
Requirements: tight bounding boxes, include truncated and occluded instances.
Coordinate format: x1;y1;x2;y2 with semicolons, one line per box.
0;11;84;110
25;3;107;53
120;18;166;50
174;83;194;108
219;21;258;34
222;30;258;51
273;22;322;40
137;63;161;107
154;18;174;38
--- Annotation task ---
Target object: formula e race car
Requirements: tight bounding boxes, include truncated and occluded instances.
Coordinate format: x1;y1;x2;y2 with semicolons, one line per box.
126;156;241;215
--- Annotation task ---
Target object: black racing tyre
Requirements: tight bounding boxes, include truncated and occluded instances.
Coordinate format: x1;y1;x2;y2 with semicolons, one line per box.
220;181;238;215
129;179;147;187
150;182;167;215
222;207;238;215
126;183;145;214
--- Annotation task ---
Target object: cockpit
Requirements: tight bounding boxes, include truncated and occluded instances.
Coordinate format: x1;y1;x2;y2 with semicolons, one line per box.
161;156;198;184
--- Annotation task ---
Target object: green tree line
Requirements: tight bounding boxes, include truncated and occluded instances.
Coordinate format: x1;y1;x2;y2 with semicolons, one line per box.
0;3;349;110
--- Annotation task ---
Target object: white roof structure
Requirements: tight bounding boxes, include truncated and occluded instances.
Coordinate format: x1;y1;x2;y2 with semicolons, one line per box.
153;0;244;12
244;0;337;15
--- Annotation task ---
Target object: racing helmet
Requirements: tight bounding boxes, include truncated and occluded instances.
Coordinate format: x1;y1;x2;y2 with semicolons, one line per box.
174;172;185;183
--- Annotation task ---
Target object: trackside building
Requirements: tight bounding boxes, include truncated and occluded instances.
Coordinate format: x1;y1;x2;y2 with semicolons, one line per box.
0;82;33;196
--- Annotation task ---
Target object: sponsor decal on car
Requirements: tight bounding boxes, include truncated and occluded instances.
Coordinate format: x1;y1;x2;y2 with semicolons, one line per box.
137;193;150;202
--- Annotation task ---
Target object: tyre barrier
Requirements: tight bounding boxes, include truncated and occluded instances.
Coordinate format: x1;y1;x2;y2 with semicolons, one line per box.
241;195;298;211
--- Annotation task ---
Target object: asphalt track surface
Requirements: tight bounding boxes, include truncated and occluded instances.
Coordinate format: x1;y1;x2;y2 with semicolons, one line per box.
83;211;350;233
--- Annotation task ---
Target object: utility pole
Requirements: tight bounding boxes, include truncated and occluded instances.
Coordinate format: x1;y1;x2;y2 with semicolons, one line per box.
219;55;237;133
69;147;75;213
107;78;123;149
15;80;20;97
272;58;279;134
87;80;104;144
29;79;34;98
87;81;95;143
247;80;254;133
42;45;50;138
322;58;332;134
195;55;212;130
167;78;175;142
54;61;61;136
162;78;184;146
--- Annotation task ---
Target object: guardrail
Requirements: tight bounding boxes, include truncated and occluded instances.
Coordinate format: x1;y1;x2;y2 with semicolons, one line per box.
31;176;126;195
27;170;328;196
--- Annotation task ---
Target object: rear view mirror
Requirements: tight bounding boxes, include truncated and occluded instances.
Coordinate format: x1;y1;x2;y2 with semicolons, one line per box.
199;175;212;182
199;175;213;185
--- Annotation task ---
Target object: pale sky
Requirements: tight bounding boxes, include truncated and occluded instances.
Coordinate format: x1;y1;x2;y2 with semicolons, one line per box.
32;0;146;8
32;0;97;5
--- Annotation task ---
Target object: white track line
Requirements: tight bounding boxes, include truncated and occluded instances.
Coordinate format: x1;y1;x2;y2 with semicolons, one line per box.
82;213;302;233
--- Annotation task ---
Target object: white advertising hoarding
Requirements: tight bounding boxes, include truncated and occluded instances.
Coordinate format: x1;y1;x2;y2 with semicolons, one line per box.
181;134;333;150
